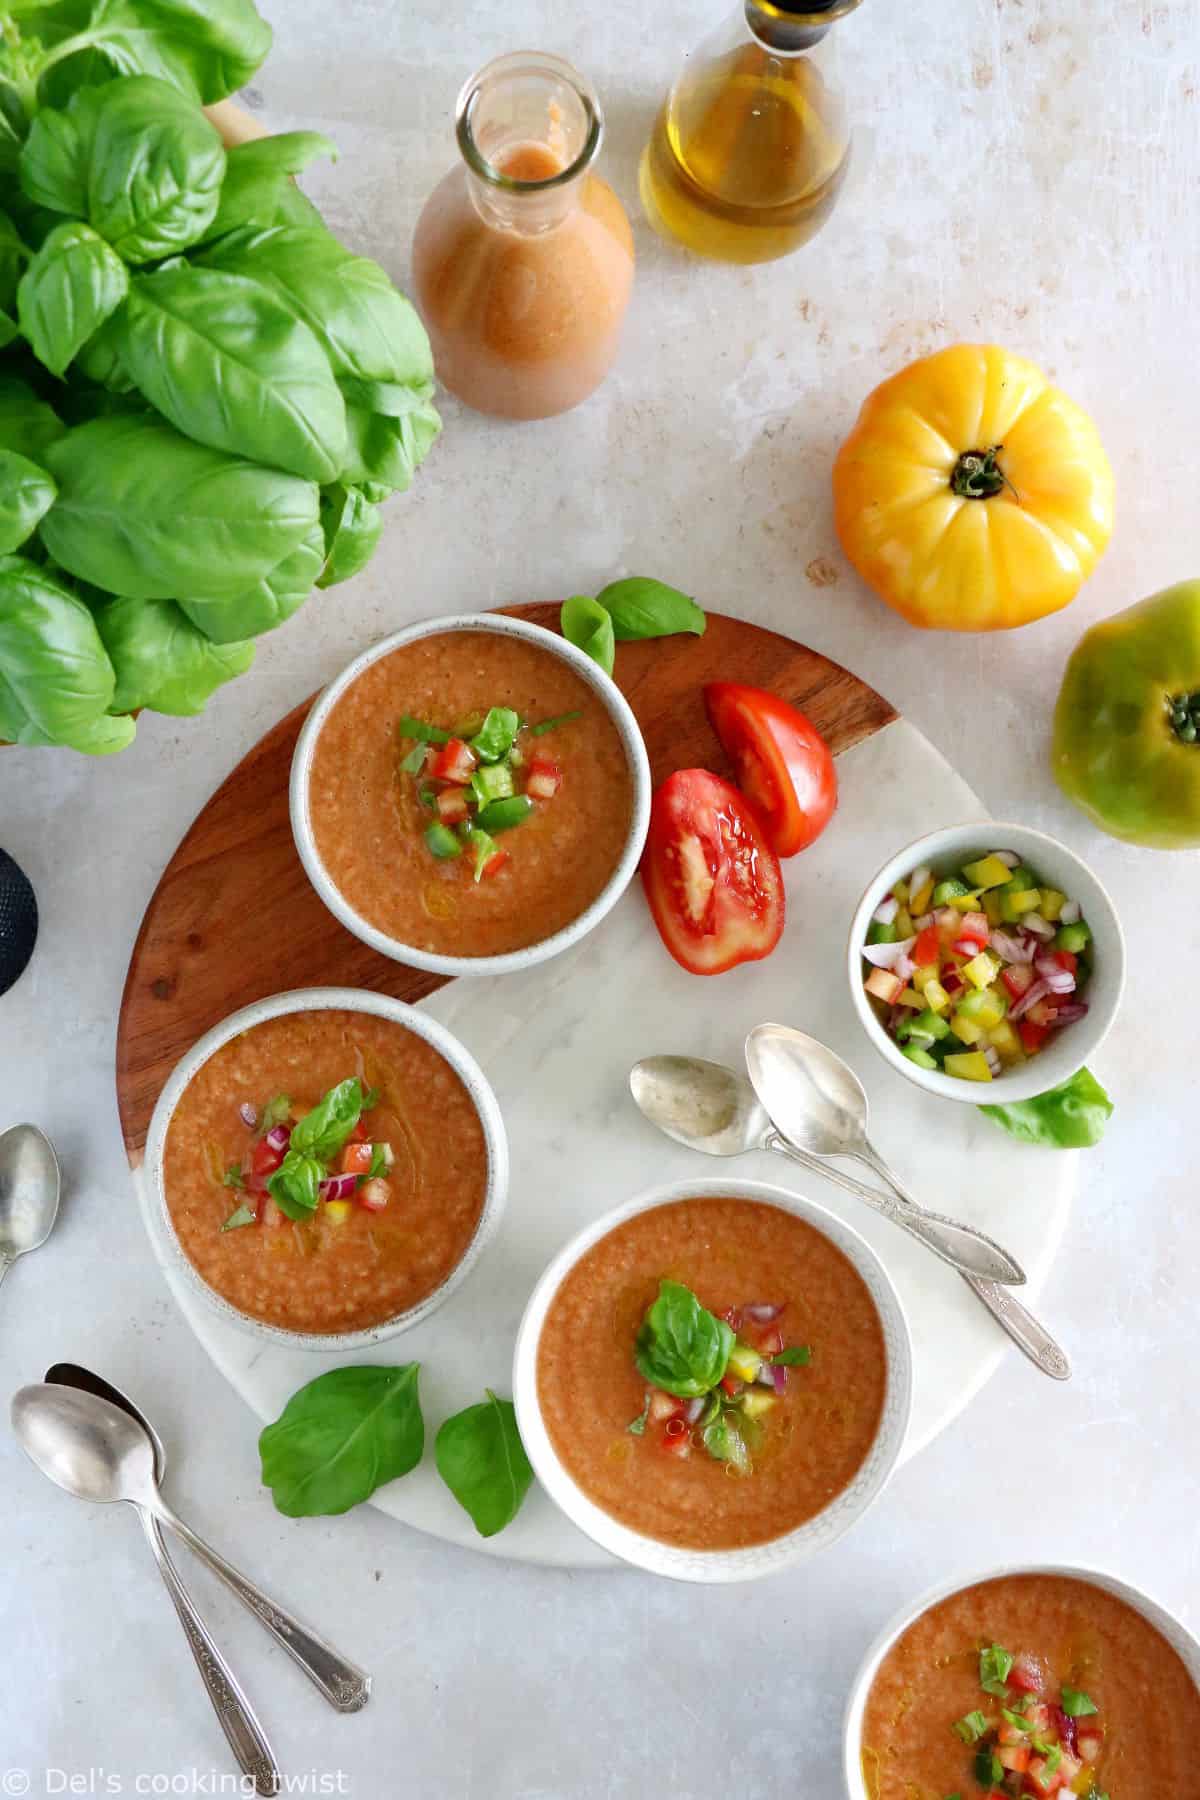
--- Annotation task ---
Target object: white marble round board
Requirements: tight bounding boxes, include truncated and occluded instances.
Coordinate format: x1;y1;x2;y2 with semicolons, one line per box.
134;716;1075;1568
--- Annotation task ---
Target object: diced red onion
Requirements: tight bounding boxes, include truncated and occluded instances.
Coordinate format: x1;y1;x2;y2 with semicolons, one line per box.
934;907;959;931
908;865;932;897
743;1301;785;1324
1059;898;1081;924
766;1363;787;1396
682;1397;705;1425
989;849;1021;868
1009;977;1050;1020
894;953;915;981
1053;1002;1089;1024
318;1172;357;1202
264;1123;291;1153
990;929;1035;964
1022;912;1055;940
872;896;899;925
861;936;916;971
238;1102;258;1129
941;969;965;995
1036;955;1075;994
983;1048;1002;1077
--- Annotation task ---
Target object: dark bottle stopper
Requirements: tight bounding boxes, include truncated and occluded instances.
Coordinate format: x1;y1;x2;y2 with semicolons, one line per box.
0;849;38;998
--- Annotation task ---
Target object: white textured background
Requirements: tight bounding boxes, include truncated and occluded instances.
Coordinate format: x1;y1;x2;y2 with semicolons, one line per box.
3;2;1199;1795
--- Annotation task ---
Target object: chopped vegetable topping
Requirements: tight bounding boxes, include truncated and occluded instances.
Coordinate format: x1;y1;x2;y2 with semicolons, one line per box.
215;1079;394;1235
945;1642;1110;1796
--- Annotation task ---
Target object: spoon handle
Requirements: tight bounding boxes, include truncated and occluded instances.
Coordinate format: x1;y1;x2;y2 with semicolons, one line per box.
764;1133;1024;1285
852;1144;1025;1287
147;1497;371;1713
138;1508;280;1794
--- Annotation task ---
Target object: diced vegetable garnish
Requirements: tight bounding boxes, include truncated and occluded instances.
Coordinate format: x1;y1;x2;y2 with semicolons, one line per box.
529;710;582;736
476;795;535;834
948;1642;1109;1797
469;706;521;763
525;757;562;800
470;760;515;806
397;715;451;745
424;822;462;859
429;737;477;784
435;788;470;826
944;1050;992;1081
963;854;1015;889
865;967;904;1004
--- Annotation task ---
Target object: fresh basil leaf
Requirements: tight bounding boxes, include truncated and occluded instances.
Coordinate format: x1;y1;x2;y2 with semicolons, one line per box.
560;594;615;677
265;1148;323;1220
316;481;381;590
397;714;450;744
178;524;324;645
774;1345;812;1367
221;1164;245;1190
0;210;30;315
634;1280;735;1399
0;371;66;461
953;1711;987;1744
259;1364;424;1518
594;576;706;643
399;740;427;775
199;131;336;244
979;1644;1013;1691
17;84;100;216
0;554;133;754
435;1389;534;1539
23;0;273;109
470;706;520;764
1061;1686;1098;1718
980;1066;1113;1150
627;1395;650;1436
289;1077;368;1161
16;220;128;378
0;448;56;554
92;594;253;716
528;710;581;737
220;1201;255;1231
70;77;226;262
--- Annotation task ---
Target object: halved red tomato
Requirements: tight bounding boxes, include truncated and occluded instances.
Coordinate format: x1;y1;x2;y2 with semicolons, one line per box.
641;769;785;975
703;682;836;857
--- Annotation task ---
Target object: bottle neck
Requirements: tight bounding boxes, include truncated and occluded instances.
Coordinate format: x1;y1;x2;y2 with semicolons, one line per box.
456;52;602;237
744;0;861;54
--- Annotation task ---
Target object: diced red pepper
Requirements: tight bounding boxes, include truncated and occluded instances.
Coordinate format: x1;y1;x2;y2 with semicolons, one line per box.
661;1428;691;1457
1019;1019;1050;1053
248;1135;285;1189
339;1142;374;1176
428;738;477;784
1009;1654;1048;1694
912;924;940;967
1003;964;1036;999
1053;949;1078;977
720;1306;743;1331
435;787;470;825
347;1117;367;1142
957;910;991;946
525;757;562;801
480;846;509;879
720;1375;743;1397
752;1325;784;1356
1025;1755;1064;1795
357;1178;391;1212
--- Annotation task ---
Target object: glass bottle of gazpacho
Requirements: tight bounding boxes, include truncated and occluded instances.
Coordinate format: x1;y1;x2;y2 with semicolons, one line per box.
639;0;862;264
411;53;634;421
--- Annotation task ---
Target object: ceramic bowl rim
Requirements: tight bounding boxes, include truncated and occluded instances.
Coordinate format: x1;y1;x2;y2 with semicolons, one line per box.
143;985;509;1350
846;820;1125;1104
289;612;652;978
512;1175;914;1584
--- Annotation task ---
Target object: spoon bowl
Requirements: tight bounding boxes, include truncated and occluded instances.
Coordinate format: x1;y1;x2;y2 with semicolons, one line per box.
0;1123;61;1270
743;1028;868;1160
46;1364;167;1481
629;1055;771;1157
12;1381;157;1508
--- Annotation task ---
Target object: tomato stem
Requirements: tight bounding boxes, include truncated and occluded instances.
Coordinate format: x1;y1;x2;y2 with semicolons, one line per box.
950;445;1019;502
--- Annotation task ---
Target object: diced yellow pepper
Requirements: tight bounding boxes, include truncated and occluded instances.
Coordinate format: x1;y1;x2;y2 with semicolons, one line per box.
895;906;915;938
727;1342;762;1382
898;987;925;1009
912;964;938;993
944;1050;993;1082
924;979;950;1014
982;891;1003;927
1039;888;1066;923
962;855;1014;890
324;1200;352;1226
740;1391;776;1419
950;1010;984;1045
1005;887;1042;916
963;950;1000;990
909;878;934;916
986;1020;1024;1064
973;990;1006;1030
891;879;909;903
950;888;984;912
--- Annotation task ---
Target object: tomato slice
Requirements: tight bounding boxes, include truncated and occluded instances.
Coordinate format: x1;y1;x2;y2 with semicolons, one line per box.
703;682;836;857
641;769;785;975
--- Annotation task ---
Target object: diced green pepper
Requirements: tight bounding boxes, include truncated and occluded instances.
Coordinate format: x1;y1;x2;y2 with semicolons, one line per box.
476;795;534;833
423;822;462;859
902;1043;938;1070
974;1748;1004;1788
867;919;899;945
932;878;970;905
953;1710;988;1744
399;740;428;774
1003;865;1038;891
912;1007;951;1040
470;761;515;805
397;714;450;744
470;706;521;763
1055;920;1092;953
462;827;499;881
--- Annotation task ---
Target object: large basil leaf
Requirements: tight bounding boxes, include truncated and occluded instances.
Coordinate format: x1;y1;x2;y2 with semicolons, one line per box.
435;1391;534;1539
16;220;128;376
265;1149;323;1221
0;372;65;459
86;77;225;261
595;577;706;643
0;448;57;552
259;1365;424;1518
17;84;100;216
338;393;441;496
41;414;319;600
23;0;273;107
634;1280;735;1399
199;131;336;244
92;593;252;715
178;522;323;642
560;595;615;677
0;554;133;753
316;482;381;589
980;1067;1114;1150
116;263;345;482
0;210;30;316
289;1077;370;1161
72;310;134;391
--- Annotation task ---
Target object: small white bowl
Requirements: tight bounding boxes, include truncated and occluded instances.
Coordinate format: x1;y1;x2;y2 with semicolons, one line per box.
847;821;1124;1104
290;612;652;978
144;986;508;1350
842;1561;1200;1799
512;1177;913;1583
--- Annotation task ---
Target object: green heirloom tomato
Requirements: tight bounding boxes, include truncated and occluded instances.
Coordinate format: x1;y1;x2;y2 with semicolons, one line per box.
1053;579;1200;849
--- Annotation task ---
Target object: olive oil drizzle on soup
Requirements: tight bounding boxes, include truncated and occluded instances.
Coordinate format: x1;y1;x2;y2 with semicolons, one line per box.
164;1010;488;1335
536;1197;887;1551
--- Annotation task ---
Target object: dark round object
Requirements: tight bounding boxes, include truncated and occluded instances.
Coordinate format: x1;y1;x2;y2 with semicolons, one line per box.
0;849;38;998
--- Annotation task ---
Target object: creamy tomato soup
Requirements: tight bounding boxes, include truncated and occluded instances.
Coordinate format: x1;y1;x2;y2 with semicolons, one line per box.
308;630;634;959
163;1008;488;1334
861;1573;1200;1800
536;1196;887;1551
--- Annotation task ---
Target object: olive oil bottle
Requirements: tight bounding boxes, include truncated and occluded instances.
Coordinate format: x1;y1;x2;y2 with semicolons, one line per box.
639;0;861;264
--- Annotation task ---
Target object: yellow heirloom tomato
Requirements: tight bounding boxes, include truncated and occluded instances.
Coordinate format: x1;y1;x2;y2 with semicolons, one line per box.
832;345;1114;631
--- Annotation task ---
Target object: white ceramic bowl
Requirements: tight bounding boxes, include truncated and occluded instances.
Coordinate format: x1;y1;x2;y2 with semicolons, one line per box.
847;821;1124;1105
144;986;508;1350
513;1177;913;1583
842;1561;1200;1798
290;613;652;978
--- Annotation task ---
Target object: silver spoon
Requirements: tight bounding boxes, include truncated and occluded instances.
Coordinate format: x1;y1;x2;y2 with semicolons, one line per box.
45;1364;279;1796
631;1054;1069;1379
631;1053;1022;1284
11;1383;372;1712
746;1024;1070;1381
0;1122;60;1291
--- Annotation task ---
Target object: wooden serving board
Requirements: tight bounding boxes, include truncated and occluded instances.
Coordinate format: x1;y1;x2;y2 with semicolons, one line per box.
116;604;895;1164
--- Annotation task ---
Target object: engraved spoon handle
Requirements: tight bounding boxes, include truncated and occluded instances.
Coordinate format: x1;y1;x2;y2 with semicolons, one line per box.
763;1132;1022;1285
855;1144;1071;1382
145;1494;371;1713
138;1507;280;1794
851;1142;1026;1286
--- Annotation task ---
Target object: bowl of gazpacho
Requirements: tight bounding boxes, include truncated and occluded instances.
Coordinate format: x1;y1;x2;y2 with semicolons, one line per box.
290;613;652;976
848;822;1124;1104
845;1563;1200;1799
145;988;507;1347
513;1178;912;1582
